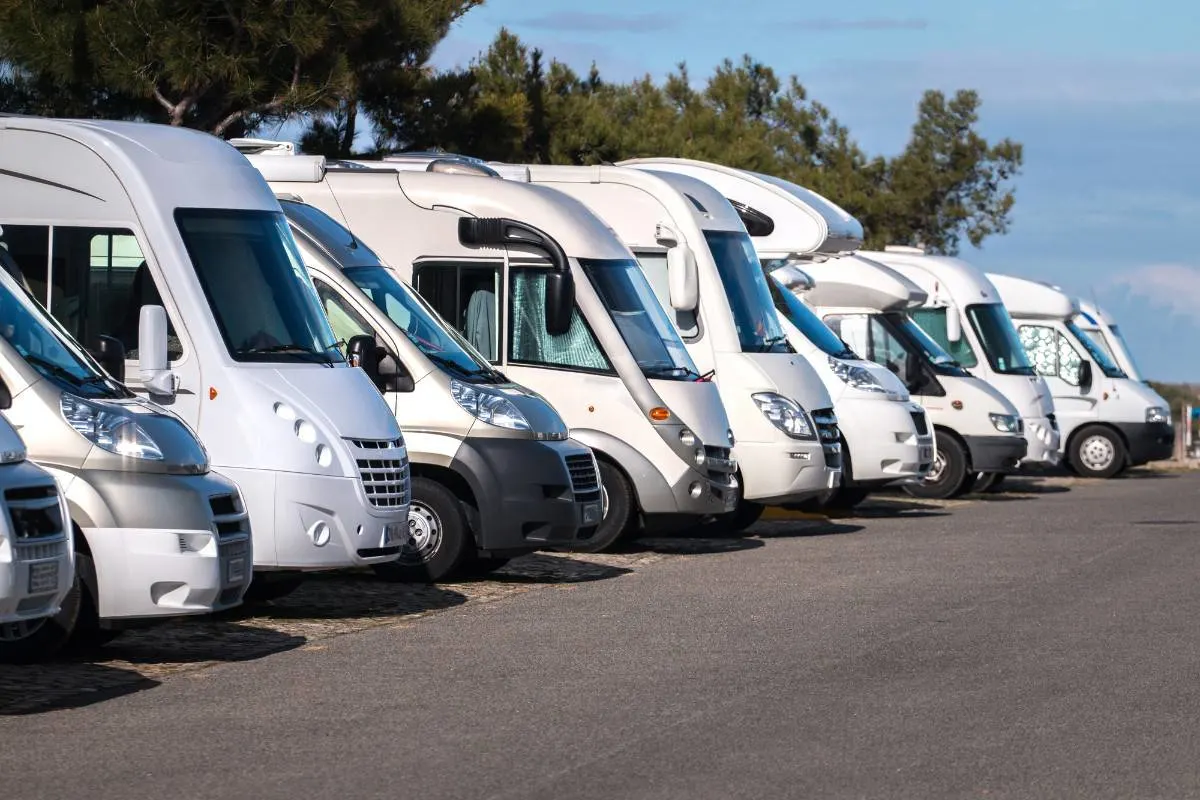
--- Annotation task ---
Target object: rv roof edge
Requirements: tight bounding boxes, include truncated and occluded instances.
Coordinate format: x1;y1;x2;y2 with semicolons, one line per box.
242;152;326;183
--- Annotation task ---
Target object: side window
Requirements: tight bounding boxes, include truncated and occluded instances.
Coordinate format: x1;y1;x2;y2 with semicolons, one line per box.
635;251;699;339
413;263;501;362
1018;325;1058;378
910;307;977;368
313;279;375;355
1056;331;1083;387
868;316;911;381
509;269;612;372
825;313;869;357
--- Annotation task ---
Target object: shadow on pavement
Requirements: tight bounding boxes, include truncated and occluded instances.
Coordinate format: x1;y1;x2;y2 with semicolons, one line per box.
229;576;469;621
0;661;160;716
752;520;866;538
480;553;634;584
624;536;766;556
98;619;307;666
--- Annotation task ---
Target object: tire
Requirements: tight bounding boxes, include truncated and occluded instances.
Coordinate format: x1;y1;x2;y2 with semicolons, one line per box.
904;430;973;500
65;552;122;651
0;548;84;663
1069;425;1127;479
243;573;307;604
824;486;872;510
562;460;635;554
702;498;765;535
972;472;1006;493
373;477;472;582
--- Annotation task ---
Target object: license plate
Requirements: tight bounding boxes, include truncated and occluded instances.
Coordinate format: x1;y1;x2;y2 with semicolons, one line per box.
28;561;59;594
226;557;246;584
582;502;603;525
383;522;403;547
920;445;934;461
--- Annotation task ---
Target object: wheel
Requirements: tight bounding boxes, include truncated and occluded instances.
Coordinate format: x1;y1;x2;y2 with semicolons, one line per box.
0;548;84;663
243;573;306;603
1069;425;1127;479
904;430;973;500
372;477;471;582
971;472;1006;493
561;460;635;554
823;486;872;510
65;552;122;651
701;498;765;535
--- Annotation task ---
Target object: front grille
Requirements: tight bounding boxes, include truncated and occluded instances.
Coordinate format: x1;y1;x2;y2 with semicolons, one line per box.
704;445;737;485
565;454;599;494
5;482;65;543
15;540;67;562
347;438;411;510
811;408;843;470
911;409;929;437
209;492;251;540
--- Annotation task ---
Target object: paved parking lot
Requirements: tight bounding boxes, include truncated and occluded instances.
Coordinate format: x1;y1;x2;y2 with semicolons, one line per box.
3;468;1198;799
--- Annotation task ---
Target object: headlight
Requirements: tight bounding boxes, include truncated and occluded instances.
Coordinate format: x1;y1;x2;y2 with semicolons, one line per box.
1146;406;1170;424
828;356;887;394
450;379;531;431
679;429;697;447
752;392;815;439
60;394;164;460
988;412;1021;434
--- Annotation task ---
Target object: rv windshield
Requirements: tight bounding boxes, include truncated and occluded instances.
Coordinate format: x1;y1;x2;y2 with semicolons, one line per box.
1107;324;1144;379
1065;319;1126;379
345;266;501;383
884;313;972;377
766;273;856;359
703;231;790;354
581;259;700;380
0;268;126;398
175;209;342;365
966;304;1036;376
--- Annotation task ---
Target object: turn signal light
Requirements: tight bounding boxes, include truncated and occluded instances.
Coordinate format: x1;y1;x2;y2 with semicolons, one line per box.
649;407;670;421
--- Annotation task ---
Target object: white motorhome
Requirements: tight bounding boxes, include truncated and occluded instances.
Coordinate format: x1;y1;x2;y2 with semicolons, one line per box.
793;255;1029;497
251;155;738;551
0;243;250;655
493;162;841;529
624;159;933;507
1074;299;1144;382
865;248;1062;474
0;117;409;599
267;192;605;579
0;402;74;662
988;273;1173;477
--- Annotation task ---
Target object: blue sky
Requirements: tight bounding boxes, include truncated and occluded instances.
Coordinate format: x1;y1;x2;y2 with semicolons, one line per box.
418;0;1200;382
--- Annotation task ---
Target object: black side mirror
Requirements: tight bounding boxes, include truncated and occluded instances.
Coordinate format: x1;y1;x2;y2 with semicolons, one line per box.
544;271;575;337
346;335;380;384
378;349;415;394
92;335;126;383
1078;360;1093;393
0;377;11;410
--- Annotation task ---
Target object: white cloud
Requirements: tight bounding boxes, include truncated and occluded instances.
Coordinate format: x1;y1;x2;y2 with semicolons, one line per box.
1107;264;1200;318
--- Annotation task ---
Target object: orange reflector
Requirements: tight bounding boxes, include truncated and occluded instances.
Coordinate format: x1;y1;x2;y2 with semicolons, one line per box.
209;387;219;400
951;400;963;410
649;407;670;421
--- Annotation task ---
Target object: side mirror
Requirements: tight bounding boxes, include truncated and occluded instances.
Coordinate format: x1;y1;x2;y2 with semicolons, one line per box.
667;244;699;311
138;305;176;398
1078;360;1093;393
945;304;963;343
378;349;415;394
544;271;575;337
347;335;380;384
0;377;11;410
92;335;126;384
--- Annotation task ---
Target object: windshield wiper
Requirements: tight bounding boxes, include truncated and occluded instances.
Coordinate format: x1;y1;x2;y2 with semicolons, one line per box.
22;353;99;388
425;351;501;382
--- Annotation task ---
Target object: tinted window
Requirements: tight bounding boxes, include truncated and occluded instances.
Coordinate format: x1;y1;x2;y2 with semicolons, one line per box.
509;270;612;373
909;307;979;368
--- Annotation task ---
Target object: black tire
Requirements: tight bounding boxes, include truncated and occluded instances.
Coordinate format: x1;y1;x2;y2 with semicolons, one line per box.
702;498;765;535
905;430;973;500
0;549;84;663
562;460;635;554
971;472;1006;493
64;552;122;651
824;486;872;510
1069;425;1127;479
373;477;471;582
243;573;307;604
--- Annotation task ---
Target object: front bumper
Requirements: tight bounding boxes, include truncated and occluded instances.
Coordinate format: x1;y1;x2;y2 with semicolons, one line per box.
735;439;838;504
963;435;1028;473
1115;421;1175;465
1022;416;1061;465
451;437;605;557
840;400;935;485
0;465;73;624
72;470;252;620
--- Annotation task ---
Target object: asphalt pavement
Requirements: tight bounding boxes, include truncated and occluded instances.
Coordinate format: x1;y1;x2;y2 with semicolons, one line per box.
3;471;1200;799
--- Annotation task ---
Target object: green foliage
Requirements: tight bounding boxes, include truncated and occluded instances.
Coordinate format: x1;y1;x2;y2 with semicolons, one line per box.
1148;382;1200;424
369;30;1024;254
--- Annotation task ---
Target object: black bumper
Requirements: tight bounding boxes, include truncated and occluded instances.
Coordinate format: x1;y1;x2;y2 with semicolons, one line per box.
451;437;603;558
1114;421;1175;465
963;435;1027;473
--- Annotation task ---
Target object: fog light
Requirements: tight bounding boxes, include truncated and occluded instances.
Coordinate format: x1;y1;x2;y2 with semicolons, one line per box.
679;429;697;447
308;520;331;547
693;446;706;466
688;481;703;499
789;452;812;460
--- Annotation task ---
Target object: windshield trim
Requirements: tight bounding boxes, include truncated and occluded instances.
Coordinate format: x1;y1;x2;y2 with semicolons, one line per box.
1065;319;1127;379
766;272;856;359
885;313;972;377
965;303;1037;376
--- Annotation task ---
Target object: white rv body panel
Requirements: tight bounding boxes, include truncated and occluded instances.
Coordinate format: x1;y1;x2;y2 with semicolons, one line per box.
0;117;408;572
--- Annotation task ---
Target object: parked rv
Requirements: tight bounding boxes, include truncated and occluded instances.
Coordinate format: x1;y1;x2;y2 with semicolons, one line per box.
622;159;934;507
245;150;738;552
0;246;250;654
864;248;1062;478
269;191;605;580
0;117;409;600
1074;299;1144;382
988;273;1172;478
0;402;75;662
